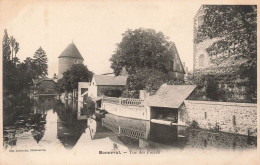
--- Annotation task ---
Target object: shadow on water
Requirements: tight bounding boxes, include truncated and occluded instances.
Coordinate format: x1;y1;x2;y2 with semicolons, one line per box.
3;96;87;150
101;113;257;151
3;95;257;151
54;99;87;149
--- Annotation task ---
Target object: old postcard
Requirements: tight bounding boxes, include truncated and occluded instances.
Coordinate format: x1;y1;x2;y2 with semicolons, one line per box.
0;0;259;164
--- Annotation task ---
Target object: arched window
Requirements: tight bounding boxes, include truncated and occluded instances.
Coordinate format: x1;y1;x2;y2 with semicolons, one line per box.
199;54;204;67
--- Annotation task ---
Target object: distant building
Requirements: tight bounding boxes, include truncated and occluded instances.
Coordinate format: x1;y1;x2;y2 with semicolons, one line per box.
58;42;84;79
32;78;57;95
193;5;221;71
164;43;186;80
182;62;188;79
88;74;127;99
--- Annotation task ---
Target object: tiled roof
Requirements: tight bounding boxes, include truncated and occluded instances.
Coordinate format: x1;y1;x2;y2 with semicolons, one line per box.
148;85;196;108
93;75;127;86
58;42;84;60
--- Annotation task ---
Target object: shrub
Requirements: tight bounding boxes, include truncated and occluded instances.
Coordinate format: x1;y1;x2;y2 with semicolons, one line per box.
210;123;221;132
121;90;139;99
101;88;122;97
81;96;95;116
189;120;199;129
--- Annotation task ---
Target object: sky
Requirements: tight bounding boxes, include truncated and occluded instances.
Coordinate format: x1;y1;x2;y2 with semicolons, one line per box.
1;0;204;77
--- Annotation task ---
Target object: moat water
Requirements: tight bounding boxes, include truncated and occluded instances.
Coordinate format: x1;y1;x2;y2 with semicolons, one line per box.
3;96;257;152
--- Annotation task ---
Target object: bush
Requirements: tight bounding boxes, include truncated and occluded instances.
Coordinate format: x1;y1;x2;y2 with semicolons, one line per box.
81;96;95;116
101;88;122;97
121;90;139;99
189;120;199;129
209;123;221;132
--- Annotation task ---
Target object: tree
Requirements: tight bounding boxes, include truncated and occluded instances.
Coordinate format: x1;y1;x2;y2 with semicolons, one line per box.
69;64;93;90
81;96;95;116
110;28;170;75
57;64;93;93
101;88;123;97
126;68;183;95
2;29;11;62
33;47;48;78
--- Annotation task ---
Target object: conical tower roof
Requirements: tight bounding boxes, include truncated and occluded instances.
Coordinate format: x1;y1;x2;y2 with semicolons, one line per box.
58;42;84;60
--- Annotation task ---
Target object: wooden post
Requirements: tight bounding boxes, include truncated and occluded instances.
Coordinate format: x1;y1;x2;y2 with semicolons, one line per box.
119;97;122;105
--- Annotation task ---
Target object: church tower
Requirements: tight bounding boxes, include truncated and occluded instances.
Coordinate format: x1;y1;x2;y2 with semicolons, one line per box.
58;42;84;79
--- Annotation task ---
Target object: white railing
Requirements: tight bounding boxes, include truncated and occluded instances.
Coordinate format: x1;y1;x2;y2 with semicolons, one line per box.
102;96;145;107
102;97;120;104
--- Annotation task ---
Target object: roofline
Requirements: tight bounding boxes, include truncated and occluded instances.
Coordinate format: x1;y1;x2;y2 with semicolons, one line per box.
169;43;186;74
95;84;125;86
34;79;56;84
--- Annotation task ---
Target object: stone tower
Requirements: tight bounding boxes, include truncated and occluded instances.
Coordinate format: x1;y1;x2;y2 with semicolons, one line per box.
193;5;216;72
58;42;84;79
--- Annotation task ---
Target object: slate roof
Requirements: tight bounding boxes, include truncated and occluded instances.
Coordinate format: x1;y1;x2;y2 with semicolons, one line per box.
93;75;127;86
148;85;196;108
58;42;84;60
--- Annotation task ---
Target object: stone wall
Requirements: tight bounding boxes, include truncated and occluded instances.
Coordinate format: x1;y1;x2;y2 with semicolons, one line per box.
102;102;150;120
58;57;84;79
178;100;257;136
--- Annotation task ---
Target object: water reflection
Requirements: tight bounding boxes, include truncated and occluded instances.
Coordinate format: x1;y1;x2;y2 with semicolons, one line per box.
3;96;87;150
54;99;87;149
3;96;257;151
101;114;257;150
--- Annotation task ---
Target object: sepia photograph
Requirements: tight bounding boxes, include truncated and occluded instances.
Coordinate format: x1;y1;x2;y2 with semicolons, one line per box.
0;0;259;164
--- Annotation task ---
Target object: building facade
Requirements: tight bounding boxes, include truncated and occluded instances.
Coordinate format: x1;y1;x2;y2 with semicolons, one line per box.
193;5;256;102
32;78;57;95
58;42;84;79
88;74;127;99
164;43;186;80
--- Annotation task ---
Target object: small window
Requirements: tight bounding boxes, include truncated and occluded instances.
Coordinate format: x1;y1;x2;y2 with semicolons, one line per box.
233;115;236;126
204;140;207;147
81;88;88;95
204;112;207;119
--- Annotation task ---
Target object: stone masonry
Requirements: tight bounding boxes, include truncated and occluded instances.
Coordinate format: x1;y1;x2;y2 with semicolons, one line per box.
178;100;257;136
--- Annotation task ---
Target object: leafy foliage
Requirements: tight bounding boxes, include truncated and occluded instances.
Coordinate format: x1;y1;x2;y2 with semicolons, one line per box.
110;28;170;76
33;47;48;78
126;68;166;95
189;120;199;129
110;28;186;95
193;5;257;103
126;68;185;95
56;64;93;93
121;90;140;99
101;88;123;97
81;96;95;116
